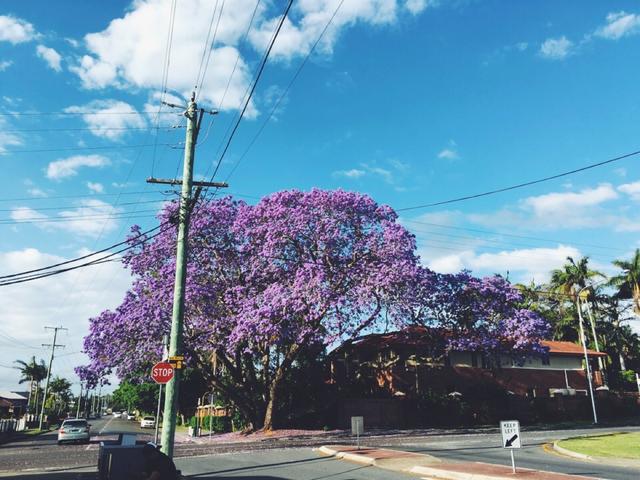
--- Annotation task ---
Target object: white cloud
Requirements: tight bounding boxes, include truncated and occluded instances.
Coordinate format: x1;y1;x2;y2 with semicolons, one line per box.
70;0;258;113
0;60;12;71
70;0;431;113
10;206;47;222
87;181;104;194
27;188;47;198
333;168;366;178
0;116;22;153
250;0;399;62
46;154;111;180
470;184;619;230
618;181;640;201
423;244;582;284
596;11;640;40
404;0;435;15
437;148;458;160
11;199;121;238
36;45;62;72
64;100;146;140
56;199;120;237
0;248;131;390
0;15;37;44
523;184;618;216
539;36;573;60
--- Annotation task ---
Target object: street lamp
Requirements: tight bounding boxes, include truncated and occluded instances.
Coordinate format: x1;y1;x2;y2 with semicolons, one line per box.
576;283;603;424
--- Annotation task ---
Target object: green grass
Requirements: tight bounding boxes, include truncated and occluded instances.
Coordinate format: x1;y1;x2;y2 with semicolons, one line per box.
558;432;640;460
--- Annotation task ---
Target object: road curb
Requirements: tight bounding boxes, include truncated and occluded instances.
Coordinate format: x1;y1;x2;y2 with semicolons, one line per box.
320;444;603;480
409;464;507;480
318;446;376;465
552;441;593;460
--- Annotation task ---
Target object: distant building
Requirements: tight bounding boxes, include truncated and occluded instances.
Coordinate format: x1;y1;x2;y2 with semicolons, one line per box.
329;326;606;399
0;391;28;418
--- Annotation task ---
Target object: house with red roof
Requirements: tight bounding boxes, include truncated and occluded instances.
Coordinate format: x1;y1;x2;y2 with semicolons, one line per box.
329;327;606;399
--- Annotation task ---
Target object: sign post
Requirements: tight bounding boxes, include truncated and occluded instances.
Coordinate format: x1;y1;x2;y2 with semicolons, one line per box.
636;373;640;394
351;416;364;450
500;420;521;474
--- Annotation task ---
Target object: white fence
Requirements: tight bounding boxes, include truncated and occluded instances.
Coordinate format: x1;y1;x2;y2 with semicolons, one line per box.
0;417;27;434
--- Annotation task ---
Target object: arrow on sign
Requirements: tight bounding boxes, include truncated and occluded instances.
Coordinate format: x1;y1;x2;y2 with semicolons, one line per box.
505;434;518;447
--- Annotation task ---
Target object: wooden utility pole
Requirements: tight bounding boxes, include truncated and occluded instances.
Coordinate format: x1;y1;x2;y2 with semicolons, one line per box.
38;326;66;430
148;93;227;458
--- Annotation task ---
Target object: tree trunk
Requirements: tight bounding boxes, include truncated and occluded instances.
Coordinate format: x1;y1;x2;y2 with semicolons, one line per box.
27;378;33;413
619;352;627;371
262;343;302;431
262;378;279;431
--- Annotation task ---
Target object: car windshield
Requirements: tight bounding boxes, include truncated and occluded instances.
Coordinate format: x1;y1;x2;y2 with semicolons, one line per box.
63;420;87;428
143;417;154;420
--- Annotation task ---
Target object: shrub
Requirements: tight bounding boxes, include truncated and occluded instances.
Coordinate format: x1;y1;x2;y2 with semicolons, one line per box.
199;415;231;433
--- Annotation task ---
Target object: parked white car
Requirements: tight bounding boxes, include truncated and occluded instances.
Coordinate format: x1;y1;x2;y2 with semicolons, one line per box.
57;419;90;445
140;416;155;429
112;411;121;418
127;413;136;421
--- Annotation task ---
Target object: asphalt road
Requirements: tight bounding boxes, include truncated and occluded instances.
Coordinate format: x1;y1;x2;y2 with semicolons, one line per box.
0;415;154;474
378;425;640;480
1;419;639;479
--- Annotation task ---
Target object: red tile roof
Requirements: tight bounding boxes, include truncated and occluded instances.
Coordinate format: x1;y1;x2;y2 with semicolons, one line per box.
542;340;607;357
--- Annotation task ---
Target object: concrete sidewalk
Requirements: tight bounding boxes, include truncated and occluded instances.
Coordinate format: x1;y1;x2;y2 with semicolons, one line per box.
318;445;601;480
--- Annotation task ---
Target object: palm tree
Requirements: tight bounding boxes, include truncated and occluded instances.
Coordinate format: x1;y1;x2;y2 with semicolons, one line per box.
48;377;72;414
14;357;48;413
550;256;604;301
549;256;605;349
609;248;640;315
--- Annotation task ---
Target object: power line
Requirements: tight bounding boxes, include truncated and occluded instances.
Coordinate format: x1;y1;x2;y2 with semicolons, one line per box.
152;0;178;178
0;226;170;287
0;110;179;116
0;209;159;225
397;149;640;212
195;0;222;98
0;198;164;213
197;0;262;147
0;143;169;155
0;223;165;280
402;219;629;253
223;0;345;182
0;190;170;202
2;126;180;133
207;0;295;183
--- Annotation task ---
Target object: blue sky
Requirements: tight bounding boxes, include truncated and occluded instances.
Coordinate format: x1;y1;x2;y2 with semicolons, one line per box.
1;0;640;390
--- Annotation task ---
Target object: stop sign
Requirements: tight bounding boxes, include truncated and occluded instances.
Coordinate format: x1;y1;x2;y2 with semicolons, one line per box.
151;362;174;384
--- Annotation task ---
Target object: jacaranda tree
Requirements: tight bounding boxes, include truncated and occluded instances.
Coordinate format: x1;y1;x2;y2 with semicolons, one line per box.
79;189;550;429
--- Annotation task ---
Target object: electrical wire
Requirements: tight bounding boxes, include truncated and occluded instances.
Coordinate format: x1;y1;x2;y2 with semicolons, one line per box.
397;149;640;212
0;226;170;287
0;110;179;116
195;0;222;99
207;0;295;183
0;223;166;280
0;209;160;225
223;0;345;183
402;219;629;253
0;190;170;203
151;0;179;178
197;0;262;147
1;143;168;154
3;126;179;133
0;198;163;213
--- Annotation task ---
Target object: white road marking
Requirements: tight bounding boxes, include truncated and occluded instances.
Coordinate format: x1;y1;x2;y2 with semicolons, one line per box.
99;416;116;435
